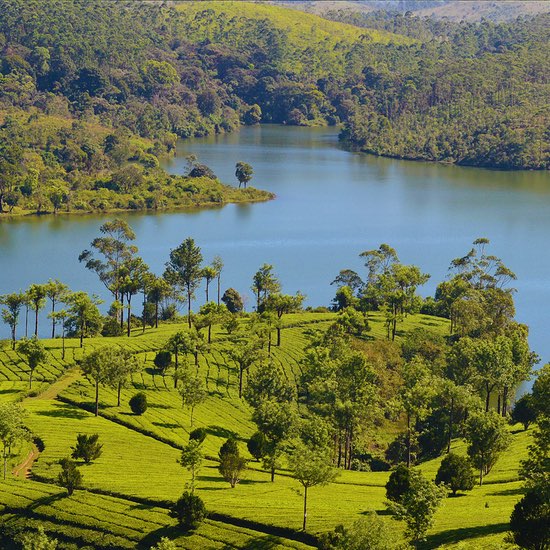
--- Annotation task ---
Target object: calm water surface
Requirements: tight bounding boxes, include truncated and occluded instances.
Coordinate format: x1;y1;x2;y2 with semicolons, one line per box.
1;125;549;373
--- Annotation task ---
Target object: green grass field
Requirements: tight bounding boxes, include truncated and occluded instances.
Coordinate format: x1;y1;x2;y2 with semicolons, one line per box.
0;312;530;549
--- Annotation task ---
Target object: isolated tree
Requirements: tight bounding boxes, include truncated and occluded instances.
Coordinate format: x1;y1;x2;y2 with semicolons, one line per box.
1;292;23;349
17;337;47;388
387;469;446;544
0;402;29;479
154;350;172;375
179;370;207;425
58;457;82;496
512;394;537;430
251;264;280;311
218;438;246;488
20;525;58;550
435;453;475;496
129;392;147;415
290;443;337;531
196;302;224;343
164;238;203;328
264;292;305;345
235;161;253;188
180;440;203;494
212;256;224;306
26;283;47;337
45;279;69;338
465;411;511;485
222;288;244;314
170;491;206;531
71;433;103;464
66;291;103;347
81;346;118;416
119;255;150;336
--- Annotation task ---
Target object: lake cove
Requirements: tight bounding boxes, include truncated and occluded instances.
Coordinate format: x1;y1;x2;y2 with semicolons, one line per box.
1;125;549;372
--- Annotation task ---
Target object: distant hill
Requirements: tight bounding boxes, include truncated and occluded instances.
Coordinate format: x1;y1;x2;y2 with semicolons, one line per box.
274;0;550;22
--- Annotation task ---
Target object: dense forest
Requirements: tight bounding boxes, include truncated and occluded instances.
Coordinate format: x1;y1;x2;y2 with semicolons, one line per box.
0;2;547;217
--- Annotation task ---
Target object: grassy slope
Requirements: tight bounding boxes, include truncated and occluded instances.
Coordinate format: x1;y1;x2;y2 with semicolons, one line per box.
176;1;414;46
0;311;530;549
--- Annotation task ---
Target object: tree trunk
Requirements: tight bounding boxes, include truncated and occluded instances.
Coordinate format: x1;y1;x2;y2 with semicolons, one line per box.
11;327;16;350
155;302;159;328
208;324;211;344
95;380;99;416
117;382;122;407
479;467;483;486
277;327;281;346
271;462;275;482
51;300;56;338
217;277;221;306
206;281;209;303
25;307;29;338
127;296;132;337
485;381;491;413
29;369;33;389
187;288;192;328
62;330;65;360
302;485;308;531
497;393;501;415
447;398;454;454
503;387;509;416
34;307;39;337
120;294;124;330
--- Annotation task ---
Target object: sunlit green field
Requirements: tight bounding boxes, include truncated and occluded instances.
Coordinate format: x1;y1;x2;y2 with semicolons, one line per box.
0;312;529;549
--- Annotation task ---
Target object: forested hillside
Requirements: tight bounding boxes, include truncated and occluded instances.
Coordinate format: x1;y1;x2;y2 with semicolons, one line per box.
0;0;547;217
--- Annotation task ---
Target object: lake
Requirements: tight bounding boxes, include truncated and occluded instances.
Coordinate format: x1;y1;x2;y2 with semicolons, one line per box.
1;125;549;375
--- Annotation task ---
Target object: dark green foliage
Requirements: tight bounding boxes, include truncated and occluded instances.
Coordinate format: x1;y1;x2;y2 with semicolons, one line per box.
247;431;267;461
386;464;411;503
386;433;420;466
58;457;82;496
221;288;244;314
129;393;147;416
153;351;172;375
189;428;207;445
71;434;103;464
218;452;247;489
510;488;550;550
435;453;475;496
512;394;537;430
218;437;238;460
169;491;207;531
101;317;124;337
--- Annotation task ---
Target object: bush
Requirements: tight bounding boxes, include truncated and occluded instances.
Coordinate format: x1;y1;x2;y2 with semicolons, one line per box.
129;392;147;415
58;457;82;496
189;427;207;445
169;492;207;530
510;488;550;550
71;434;103;464
154;351;172;374
435;453;475;496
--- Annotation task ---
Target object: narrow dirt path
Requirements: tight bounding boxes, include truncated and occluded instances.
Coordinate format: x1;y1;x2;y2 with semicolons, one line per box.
12;443;39;478
12;367;82;478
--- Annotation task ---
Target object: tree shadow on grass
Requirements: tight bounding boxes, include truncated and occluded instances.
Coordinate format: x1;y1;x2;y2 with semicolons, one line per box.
147;402;172;410
370;509;393;516
487;487;525;497
153;421;181;429
0;388;19;395
419;522;509;549
27;491;67;510
34;403;88;419
205;425;237;439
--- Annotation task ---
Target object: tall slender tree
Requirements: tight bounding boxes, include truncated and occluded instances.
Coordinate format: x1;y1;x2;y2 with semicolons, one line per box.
45;279;70;338
0;292;24;349
165;238;203;328
26;283;47;337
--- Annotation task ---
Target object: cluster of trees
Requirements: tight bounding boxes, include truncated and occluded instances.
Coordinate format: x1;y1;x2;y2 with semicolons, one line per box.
1;0;545;223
